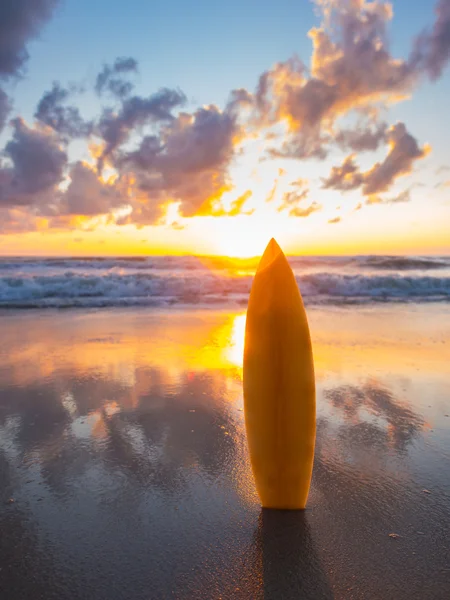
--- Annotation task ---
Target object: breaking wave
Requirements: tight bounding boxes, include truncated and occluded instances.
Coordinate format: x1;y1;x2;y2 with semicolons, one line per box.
0;255;449;308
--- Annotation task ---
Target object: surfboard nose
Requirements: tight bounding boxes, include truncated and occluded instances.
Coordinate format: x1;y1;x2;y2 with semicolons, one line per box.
258;238;282;272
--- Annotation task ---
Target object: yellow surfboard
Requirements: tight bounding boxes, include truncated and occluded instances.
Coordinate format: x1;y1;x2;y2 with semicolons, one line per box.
243;238;316;509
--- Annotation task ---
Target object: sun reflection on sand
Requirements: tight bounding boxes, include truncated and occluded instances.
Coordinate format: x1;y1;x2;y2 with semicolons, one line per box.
3;306;449;389
225;313;246;372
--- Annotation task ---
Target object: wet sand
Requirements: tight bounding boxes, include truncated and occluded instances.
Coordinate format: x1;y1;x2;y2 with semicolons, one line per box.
0;305;449;599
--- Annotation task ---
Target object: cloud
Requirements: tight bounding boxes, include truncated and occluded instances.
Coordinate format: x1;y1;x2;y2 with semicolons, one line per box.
290;201;322;218
322;155;364;191
0;206;42;233
35;83;92;138
385;189;411;203
365;188;411;205
279;188;310;211
209;190;254;217
365;194;383;205
60;162;126;216
253;1;418;160
97;88;187;169
1;1;450;235
245;0;450;162
95;57;138;98
362;123;430;195
0;0;60;141
0;0;59;78
328;216;341;224
265;181;279;203
169;221;185;230
0;118;67;206
277;182;321;218
119;104;238;222
226;88;254;116
0;88;11;132
322;123;429;198
290;177;308;188
411;0;450;80
336;122;388;152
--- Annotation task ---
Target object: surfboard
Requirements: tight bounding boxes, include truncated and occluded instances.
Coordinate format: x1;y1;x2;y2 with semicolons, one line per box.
243;238;316;509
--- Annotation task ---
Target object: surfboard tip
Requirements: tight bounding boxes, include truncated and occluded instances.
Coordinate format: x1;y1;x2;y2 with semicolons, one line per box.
258;238;283;272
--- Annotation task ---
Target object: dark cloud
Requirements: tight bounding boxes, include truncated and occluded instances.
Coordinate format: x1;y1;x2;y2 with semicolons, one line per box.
35;83;92;138
323;124;429;199
246;0;450;162
411;0;450;80
254;69;273;118
0;118;66;206
98;88;187;170
95;57;139;98
254;2;417;160
269;126;330;160
322;155;364;191
119;104;238;222
0;0;59;78
0;88;11;132
60;162;126;216
363;123;429;196
336;122;388;153
226;88;253;114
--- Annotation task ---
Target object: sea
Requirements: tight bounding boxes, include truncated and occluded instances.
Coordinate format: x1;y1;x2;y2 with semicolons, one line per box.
0;255;449;309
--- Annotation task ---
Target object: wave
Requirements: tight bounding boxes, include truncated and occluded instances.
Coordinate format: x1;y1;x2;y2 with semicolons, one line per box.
359;256;450;270
1;255;449;273
0;271;449;309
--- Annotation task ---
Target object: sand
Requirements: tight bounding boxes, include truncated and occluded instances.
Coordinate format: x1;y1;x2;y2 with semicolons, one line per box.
0;305;449;599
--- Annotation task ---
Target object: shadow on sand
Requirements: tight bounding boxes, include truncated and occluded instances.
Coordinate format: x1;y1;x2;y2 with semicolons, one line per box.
254;508;333;600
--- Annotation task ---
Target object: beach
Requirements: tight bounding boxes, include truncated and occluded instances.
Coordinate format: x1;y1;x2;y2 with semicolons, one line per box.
1;303;449;599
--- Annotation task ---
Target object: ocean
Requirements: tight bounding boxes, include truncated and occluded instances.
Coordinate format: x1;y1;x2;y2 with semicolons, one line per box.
1;254;450;309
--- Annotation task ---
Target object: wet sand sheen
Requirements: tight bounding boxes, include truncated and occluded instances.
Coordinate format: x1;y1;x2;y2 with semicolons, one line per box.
0;305;449;599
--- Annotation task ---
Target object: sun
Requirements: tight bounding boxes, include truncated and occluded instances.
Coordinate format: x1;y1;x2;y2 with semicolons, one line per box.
211;213;293;258
217;229;272;257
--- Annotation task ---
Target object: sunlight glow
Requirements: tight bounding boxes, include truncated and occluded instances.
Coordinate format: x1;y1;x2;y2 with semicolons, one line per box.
225;314;246;368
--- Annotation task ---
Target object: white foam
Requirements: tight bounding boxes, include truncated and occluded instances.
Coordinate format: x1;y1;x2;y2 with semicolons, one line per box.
0;256;449;308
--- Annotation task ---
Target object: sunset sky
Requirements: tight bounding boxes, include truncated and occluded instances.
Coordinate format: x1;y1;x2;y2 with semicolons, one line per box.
0;0;449;257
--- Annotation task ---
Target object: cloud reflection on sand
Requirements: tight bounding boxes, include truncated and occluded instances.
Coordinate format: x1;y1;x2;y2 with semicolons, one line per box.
0;307;443;493
324;382;424;452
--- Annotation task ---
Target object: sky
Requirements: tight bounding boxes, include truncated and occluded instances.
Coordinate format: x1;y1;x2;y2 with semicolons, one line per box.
0;0;449;257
